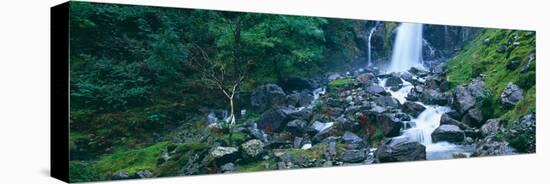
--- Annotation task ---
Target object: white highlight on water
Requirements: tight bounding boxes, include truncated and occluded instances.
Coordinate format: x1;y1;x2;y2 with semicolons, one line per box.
387;23;424;73
402;104;450;145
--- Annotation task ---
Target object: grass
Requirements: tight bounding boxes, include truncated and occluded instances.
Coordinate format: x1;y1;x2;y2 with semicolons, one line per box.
237;158;277;172
328;78;355;90
95;141;171;177
446;29;536;123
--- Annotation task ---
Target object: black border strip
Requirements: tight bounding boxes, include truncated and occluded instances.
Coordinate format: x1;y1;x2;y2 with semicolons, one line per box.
51;1;70;183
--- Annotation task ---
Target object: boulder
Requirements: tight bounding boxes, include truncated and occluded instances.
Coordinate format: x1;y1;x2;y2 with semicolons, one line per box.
341;149;367;163
480;119;501;137
472;136;516;157
452;85;476;114
240;139;265;160
287;108;313;121
342;131;363;144
286;119;307;134
376;137;426;162
371;113;408;137
251;84;287;112
385;75;403;88
461;108;484;127
365;84;388;96
287;91;314;107
405;86;423;101
431;124;465;143
356;73;376;84
210;146;239;165
374;96;401;109
112;171;131;180
220;163;235;173
421;89;449;106
440;113;470;130
501;83;524;108
256;107;291;132
402;101;426;118
506;60;520;70
135;170;153;178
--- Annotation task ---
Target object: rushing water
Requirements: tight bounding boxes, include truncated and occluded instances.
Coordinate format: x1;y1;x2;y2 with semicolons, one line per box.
387;23;424;73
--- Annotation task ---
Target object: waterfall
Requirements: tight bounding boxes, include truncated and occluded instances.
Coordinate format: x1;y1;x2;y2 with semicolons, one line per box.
402;105;450;145
367;22;379;66
387;23;424;73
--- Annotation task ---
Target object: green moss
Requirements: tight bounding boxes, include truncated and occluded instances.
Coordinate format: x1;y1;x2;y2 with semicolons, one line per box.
95;141;171;176
156;142;210;176
69;161;100;182
328;78;355;90
446;29;536;123
237;158;277;172
221;132;247;145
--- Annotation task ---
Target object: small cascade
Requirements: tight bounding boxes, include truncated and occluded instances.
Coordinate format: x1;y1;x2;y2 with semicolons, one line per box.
367;22;380;66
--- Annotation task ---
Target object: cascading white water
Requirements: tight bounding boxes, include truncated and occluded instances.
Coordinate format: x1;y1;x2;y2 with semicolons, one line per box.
387;23;424;73
402;104;450;145
367;22;379;66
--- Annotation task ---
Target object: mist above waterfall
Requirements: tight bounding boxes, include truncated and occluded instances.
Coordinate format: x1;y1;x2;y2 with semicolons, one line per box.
387;23;424;73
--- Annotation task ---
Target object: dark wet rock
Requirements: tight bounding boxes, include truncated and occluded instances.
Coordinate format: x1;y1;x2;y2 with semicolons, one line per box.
372;113;408;137
431;124;465;143
112;171;131;180
501;83;524;108
280;77;314;91
256;107;293;132
220;163;235;173
286;119;307;134
374;96;401;109
385;75;403;88
376;137;426;162
440;113;470;130
310;121;335;143
341;149;367;163
409;67;429;77
421;89;449;106
406;86;423;101
400;72;415;83
135;170;153;178
293;137;303;148
327;98;345;107
481;119;501;137
356;73;377;84
342;131;363;144
251;84;287;112
472;136;516;157
496;45;507;53
365;84;388;96
210;146;239;165
241;139;265;160
425;75;450;91
402;101;426;118
443;109;461;120
462;108;484;128
287;108;313;121
506;60;520;70
287;91;314;107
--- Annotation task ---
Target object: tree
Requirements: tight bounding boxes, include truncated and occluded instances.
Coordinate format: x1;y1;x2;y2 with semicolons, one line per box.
186;43;251;130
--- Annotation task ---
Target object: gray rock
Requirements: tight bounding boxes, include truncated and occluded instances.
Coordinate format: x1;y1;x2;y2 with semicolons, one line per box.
356;73;376;84
365;84;387;95
431;124;465;143
497;45;507;53
256;107;291;132
211;146;239;164
375;96;401;109
287;91;314;107
241;139;265;160
462;108;484;128
501;83;524;108
481;119;501;137
506;60;520;70
287;108;313;121
472;136;516;157
376;137;426;162
402;101;426;118
286;119;307;134
136;170;153;178
421;89;449;106
341;149;367;163
440;113;470;130
112;171;131;180
220;163;235;173
505;113;536;153
251;84;287;112
342;131;363;144
385;75;403;88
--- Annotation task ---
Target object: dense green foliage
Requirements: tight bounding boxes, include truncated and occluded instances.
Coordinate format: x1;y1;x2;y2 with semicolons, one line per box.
68;2;368;182
447;29;536;123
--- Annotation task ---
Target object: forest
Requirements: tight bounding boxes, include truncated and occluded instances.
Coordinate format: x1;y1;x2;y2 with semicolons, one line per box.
67;2;536;182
